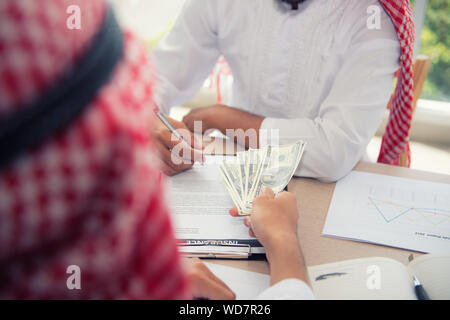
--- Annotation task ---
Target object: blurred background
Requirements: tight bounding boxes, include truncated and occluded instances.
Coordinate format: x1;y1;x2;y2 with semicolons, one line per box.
109;0;450;175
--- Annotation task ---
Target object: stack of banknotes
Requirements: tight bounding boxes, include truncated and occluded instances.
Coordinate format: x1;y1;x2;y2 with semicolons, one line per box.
218;141;306;216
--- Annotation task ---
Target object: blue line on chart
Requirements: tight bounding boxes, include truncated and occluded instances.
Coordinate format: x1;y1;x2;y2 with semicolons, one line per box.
368;197;450;224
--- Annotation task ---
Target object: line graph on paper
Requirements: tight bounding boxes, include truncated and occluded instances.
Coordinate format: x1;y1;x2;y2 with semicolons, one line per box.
364;184;450;229
322;171;450;254
367;197;450;227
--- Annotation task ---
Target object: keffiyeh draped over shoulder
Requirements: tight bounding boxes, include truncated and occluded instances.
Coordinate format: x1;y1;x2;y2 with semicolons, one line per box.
377;0;415;166
0;0;188;299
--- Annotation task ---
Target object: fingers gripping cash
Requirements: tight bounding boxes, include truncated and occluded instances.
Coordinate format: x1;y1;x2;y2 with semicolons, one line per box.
219;141;306;215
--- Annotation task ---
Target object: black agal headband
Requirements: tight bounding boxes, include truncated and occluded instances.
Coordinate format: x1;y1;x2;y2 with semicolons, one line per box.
0;5;123;171
281;0;307;10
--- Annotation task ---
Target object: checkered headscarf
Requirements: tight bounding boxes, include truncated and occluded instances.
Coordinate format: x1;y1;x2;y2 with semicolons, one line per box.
0;0;188;299
377;0;415;166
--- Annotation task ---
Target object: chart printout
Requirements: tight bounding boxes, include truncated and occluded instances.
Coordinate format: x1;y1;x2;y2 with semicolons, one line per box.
323;171;450;253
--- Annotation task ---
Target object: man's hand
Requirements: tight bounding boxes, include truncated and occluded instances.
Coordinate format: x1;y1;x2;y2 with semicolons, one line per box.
153;115;204;176
185;258;236;300
182;104;264;149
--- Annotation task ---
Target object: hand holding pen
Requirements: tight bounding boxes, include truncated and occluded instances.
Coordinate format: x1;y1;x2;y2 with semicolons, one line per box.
153;110;205;176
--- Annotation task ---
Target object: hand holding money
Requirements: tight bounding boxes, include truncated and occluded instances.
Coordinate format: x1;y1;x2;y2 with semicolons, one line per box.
229;187;309;285
219;141;306;216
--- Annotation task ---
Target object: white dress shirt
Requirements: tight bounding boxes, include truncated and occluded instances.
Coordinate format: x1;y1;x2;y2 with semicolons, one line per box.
152;0;400;182
257;279;315;300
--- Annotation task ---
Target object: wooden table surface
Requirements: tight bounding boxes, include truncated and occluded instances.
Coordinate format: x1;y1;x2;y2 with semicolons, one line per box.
211;161;450;275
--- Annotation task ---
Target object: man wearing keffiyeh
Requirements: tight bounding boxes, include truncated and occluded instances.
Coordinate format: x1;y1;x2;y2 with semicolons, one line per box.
0;0;194;299
0;0;312;301
152;0;415;180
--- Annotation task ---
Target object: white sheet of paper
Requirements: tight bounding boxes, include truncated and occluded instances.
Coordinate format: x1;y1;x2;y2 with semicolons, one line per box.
323;171;450;253
166;156;254;241
205;263;270;300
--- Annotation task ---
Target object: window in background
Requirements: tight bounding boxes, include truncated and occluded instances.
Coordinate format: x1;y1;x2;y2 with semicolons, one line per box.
110;0;186;49
412;0;450;102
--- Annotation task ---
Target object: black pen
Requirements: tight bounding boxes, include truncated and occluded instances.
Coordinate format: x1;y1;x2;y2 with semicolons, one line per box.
413;275;430;300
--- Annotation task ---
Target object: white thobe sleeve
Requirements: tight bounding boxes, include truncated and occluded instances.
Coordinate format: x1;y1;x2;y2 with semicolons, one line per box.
151;0;220;114
260;33;400;182
256;279;315;300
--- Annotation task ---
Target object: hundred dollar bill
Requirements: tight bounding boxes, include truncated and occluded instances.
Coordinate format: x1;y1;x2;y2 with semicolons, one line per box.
218;140;306;216
259;140;306;194
246;146;271;206
218;163;245;213
221;157;244;199
244;149;260;204
237;151;247;203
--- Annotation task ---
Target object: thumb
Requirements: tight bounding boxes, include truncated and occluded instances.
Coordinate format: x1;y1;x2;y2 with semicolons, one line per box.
260;187;275;199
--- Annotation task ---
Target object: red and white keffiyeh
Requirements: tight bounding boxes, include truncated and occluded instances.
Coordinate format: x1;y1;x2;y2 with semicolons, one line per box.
0;0;188;299
377;0;415;166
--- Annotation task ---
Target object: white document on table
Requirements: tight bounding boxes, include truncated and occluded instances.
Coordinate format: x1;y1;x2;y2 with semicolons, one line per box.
166;156;261;252
323;171;450;253
205;263;270;300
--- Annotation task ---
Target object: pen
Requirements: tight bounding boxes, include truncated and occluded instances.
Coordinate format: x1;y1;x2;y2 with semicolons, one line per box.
155;110;189;145
413;275;430;300
154;110;205;164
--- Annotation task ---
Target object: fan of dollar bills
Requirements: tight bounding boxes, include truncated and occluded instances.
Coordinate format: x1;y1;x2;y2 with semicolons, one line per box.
218;141;306;216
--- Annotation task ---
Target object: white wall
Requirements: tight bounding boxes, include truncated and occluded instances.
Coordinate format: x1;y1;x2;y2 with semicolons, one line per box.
109;0;186;41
